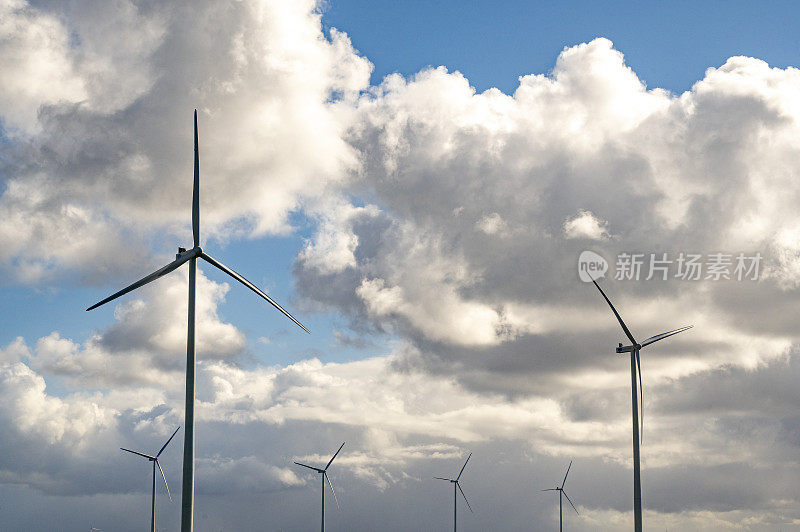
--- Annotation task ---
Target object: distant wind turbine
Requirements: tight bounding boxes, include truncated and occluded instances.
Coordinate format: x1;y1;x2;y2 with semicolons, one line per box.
435;452;473;531
590;279;692;532
294;442;346;532
542;460;578;531
120;426;180;532
87;111;310;532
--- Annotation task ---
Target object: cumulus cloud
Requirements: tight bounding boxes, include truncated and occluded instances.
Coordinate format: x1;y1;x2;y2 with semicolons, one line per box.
0;0;372;284
564;209;611;240
0;0;87;133
23;267;245;389
296;36;800;370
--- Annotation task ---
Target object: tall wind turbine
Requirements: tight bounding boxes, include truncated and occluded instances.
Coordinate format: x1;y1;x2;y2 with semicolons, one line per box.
120;426;181;532
294;442;345;532
542;460;578;531
590;279;691;532
88;111;310;532
434;452;473;531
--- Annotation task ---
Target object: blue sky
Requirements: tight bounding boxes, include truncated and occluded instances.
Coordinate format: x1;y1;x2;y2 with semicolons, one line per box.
3;1;800;530
324;0;800;94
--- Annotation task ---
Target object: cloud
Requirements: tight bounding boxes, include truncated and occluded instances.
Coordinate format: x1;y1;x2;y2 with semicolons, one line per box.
26;267;245;388
475;212;508;235
564;209;611;240
0;0;372;285
0;0;88;133
295;36;800;380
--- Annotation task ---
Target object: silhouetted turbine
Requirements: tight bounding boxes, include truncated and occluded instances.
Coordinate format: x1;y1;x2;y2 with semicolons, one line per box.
434;452;473;531
88;111;309;532
590;279;691;532
294;442;345;532
120;427;180;532
542;460;578;531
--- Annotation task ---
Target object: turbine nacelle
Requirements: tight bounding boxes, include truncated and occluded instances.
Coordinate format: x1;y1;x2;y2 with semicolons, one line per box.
176;246;201;260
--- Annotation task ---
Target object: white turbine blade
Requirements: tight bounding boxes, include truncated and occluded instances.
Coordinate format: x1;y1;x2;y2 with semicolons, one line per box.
456;452;471;481
294;461;323;473
325;472;340;510
640;325;693;348
636;349;643;444
200;252;310;334
456;482;473;513
120;447;155;460
156;426;180;458
325;442;345;471
562;490;579;515
590;279;637;345
561;460;572;489
156;459;172;502
192;109;199;248
87;252;195;311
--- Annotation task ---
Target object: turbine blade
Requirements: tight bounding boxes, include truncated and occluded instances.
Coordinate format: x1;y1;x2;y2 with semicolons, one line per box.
590;279;637;345
120;448;155;460
325;442;345;471
636;349;644;444
456;452;471;481
156;426;180;458
639;325;693;348
294;461;323;473
456;482;473;513
541;488;559;491
325;472;340;510
434;477;452;481
200;252;310;334
156;459;172;502
192;109;199;248
87;253;194;311
561;460;572;489
562;490;579;515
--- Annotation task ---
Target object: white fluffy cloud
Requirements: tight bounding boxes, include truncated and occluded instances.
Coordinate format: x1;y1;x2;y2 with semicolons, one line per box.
0;0;371;284
564;209;611;240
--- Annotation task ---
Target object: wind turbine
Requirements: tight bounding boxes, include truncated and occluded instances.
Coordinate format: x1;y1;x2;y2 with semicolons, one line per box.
434;452;473;531
120;426;181;532
294;442;345;532
87;111;310;532
590;279;691;532
542;460;578;531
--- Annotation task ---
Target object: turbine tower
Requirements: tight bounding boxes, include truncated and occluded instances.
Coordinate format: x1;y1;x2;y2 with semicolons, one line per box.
434;452;473;531
294;442;345;532
88;111;310;532
542;460;578;531
120;427;181;532
590;279;691;532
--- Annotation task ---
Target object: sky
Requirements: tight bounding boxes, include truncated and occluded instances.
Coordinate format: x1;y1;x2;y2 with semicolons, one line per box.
2;0;800;530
